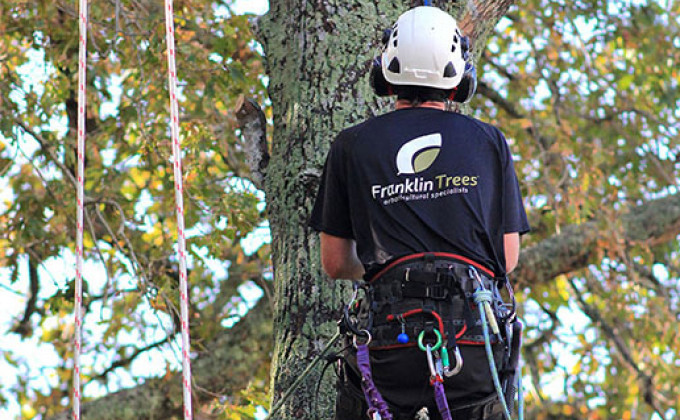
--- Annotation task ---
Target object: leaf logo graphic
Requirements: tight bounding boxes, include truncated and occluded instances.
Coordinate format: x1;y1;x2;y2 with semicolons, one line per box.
396;133;442;175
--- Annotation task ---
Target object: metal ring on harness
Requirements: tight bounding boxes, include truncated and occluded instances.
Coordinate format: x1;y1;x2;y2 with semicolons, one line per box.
353;329;372;348
417;329;442;352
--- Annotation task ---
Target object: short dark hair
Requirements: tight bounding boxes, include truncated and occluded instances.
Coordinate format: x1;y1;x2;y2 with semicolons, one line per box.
395;85;450;105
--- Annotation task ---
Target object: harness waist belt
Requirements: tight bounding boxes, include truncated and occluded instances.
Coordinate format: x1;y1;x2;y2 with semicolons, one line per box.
365;253;507;350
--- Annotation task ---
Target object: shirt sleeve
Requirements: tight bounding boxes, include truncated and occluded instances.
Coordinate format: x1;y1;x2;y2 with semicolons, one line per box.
500;133;530;235
309;135;355;238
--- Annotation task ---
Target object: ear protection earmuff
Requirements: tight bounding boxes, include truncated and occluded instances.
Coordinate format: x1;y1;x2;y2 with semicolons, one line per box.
450;35;477;103
369;28;395;97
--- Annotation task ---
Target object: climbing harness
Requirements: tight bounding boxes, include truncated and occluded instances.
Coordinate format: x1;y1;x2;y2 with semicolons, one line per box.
72;1;194;419
73;0;87;418
262;255;525;420
337;253;525;420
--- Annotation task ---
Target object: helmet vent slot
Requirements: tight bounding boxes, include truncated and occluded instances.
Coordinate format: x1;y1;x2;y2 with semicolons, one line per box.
388;57;401;74
443;62;457;78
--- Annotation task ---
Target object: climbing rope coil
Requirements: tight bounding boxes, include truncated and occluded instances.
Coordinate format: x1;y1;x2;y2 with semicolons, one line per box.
73;1;194;419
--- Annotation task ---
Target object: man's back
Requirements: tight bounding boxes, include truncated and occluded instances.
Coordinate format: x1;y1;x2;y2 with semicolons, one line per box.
312;107;527;277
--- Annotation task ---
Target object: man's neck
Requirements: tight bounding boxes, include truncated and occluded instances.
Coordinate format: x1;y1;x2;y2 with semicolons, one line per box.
395;99;446;110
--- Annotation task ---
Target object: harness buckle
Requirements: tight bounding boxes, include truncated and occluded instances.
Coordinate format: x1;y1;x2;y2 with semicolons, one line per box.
426;283;448;299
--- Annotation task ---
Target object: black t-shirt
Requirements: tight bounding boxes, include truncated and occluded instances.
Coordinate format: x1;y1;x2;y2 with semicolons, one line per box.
310;108;530;277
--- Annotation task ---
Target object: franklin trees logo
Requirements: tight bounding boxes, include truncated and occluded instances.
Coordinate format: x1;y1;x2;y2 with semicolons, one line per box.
371;132;478;205
396;133;442;175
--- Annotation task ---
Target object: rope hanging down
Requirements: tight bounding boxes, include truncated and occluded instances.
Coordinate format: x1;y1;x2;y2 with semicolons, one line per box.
72;1;192;418
164;1;194;419
73;0;87;418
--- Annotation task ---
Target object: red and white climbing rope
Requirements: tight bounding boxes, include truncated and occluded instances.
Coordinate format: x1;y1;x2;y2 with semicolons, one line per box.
164;1;194;419
73;0;87;418
71;1;192;417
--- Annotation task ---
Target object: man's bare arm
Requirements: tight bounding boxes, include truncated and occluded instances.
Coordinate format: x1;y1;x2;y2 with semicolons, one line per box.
320;233;365;280
504;232;520;274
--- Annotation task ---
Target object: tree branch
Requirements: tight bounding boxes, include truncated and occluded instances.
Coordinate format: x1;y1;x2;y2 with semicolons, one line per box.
90;334;178;383
514;192;680;287
235;95;269;191
476;80;523;118
11;251;41;337
9;114;78;187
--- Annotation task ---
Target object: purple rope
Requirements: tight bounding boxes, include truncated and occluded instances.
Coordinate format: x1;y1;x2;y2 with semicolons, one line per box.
433;380;452;420
356;344;393;420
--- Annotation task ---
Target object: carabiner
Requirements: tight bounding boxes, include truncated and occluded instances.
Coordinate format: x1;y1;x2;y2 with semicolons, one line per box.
425;344;442;383
352;329;372;348
441;345;463;377
348;281;360;308
471;269;502;337
468;266;486;290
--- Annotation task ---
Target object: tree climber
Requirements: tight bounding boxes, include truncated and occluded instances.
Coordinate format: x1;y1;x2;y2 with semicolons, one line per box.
310;5;530;420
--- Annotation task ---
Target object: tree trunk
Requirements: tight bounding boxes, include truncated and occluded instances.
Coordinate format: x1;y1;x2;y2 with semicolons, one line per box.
258;1;512;418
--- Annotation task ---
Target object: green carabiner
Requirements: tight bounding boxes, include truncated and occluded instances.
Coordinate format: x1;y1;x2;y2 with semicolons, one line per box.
441;345;450;368
417;329;442;352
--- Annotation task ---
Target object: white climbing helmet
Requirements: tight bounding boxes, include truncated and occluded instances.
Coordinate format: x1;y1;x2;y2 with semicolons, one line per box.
381;6;467;90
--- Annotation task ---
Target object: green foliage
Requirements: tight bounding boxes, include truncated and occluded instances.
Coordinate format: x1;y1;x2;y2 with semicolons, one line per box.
220;365;270;420
477;0;680;417
1;0;679;419
0;0;271;418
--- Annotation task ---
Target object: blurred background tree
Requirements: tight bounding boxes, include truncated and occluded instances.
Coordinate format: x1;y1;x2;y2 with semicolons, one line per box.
0;0;678;419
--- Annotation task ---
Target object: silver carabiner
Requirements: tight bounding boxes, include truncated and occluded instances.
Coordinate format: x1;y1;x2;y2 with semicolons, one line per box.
426;344;438;379
352;329;372;348
469;266;486;290
443;346;463;377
